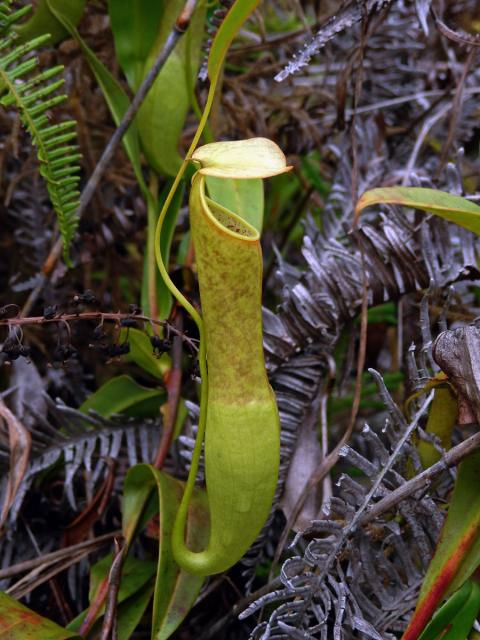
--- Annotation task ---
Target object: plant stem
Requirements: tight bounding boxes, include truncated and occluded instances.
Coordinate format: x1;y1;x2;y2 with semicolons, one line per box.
153;73;219;531
154;313;184;468
147;177;159;320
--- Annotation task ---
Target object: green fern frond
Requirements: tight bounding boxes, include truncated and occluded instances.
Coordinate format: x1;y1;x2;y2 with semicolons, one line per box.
0;0;81;266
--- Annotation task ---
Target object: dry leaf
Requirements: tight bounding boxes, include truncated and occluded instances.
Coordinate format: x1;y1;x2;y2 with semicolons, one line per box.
0;398;32;531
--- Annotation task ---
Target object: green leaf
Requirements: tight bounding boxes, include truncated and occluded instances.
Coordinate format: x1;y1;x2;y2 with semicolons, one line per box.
300;151;331;198
419;579;480;640
120;328;169;379
1;6;82;266
403;451;480;640
355;187;480;236
13;0;86;46
365;302;397;325
137;0;207;176
0;592;80;639
205;176;264;232
90;555;156;604
67;470;160;636
46;0;147;194
79;375;164;417
108;0;165;91
123;465;209;639
68;554;156;639
441;580;480;640
418;580;473;640
114;581;155;640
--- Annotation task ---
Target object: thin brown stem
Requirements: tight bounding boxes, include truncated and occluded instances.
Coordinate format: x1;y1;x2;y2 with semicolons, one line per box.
0;311;198;352
0;531;119;580
100;537;127;640
154;312;184;468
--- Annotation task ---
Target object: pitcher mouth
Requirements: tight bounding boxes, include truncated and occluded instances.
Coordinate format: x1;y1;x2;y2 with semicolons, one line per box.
195;173;260;242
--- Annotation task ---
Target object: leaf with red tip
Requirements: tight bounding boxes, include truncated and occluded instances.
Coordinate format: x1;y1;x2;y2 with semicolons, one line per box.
402;451;480;640
0;593;80;639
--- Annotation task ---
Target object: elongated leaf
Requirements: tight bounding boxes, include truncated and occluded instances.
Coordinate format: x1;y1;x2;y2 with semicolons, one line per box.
355;187;480;236
0;398;31;530
79;374;164;417
14;0;86;46
205;176;264;232
120;328;169;379
46;0;147;194
123;465;209;639
441;580;480;640
0;592;80;639
115;581;155;640
137;0;206;176
403;451;480;640
108;0;165;90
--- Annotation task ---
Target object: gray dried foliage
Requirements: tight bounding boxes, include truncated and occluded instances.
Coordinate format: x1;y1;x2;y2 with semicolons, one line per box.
0;396;161;534
7;183;52;293
275;0;394;82
243;407;447;639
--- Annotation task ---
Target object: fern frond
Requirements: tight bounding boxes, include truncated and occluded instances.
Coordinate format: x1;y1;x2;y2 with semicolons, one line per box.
0;0;81;265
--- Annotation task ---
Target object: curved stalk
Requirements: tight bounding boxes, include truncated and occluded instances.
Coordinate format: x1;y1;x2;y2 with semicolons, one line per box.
153;79;218;557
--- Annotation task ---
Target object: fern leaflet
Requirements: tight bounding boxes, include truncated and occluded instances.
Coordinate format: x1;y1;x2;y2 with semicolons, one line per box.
0;0;81;265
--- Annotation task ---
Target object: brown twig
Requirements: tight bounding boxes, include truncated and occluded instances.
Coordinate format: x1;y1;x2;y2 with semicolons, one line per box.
79;577;110;637
100;537;127;640
154;312;184;468
361;429;480;525
6;531;120;600
0;311;198;352
433;10;480;48
0;531;119;580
